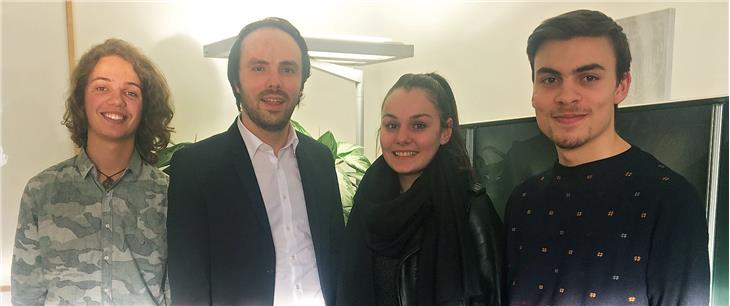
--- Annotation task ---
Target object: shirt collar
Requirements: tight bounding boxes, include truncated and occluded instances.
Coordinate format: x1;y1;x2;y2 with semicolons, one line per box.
75;147;144;178
76;148;95;178
237;115;299;158
127;148;144;176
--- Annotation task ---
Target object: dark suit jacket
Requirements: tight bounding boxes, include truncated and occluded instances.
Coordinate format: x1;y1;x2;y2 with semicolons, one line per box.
167;120;345;305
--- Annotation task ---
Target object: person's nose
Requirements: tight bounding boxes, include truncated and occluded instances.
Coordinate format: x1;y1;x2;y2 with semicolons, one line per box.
555;79;580;105
395;127;412;145
266;72;281;90
108;90;126;107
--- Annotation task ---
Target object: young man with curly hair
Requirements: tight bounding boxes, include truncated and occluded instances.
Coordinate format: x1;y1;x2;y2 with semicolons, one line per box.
11;38;174;306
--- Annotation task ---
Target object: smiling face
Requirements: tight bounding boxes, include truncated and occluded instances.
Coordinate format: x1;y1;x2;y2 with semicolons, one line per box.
237;27;302;133
380;88;452;190
84;55;143;147
531;36;630;154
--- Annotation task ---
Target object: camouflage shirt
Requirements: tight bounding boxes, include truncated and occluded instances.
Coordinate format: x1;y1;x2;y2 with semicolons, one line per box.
11;149;169;306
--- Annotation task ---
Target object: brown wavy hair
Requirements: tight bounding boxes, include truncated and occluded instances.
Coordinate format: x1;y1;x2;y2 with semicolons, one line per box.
63;38;174;164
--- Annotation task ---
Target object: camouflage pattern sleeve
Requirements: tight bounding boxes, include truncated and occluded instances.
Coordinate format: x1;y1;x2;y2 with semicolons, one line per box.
11;180;47;306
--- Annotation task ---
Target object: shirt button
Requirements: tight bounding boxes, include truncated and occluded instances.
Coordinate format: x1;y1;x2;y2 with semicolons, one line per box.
290;255;296;261
103;255;110;261
296;284;301;290
105;224;111;229
104;288;110;293
286;226;291;231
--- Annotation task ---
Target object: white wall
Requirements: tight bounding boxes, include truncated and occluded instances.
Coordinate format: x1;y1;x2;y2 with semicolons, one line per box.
1;1;727;287
1;1;73;289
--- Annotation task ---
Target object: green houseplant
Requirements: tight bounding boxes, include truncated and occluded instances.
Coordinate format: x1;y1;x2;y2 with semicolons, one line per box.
290;120;371;222
155;142;193;173
155;120;371;223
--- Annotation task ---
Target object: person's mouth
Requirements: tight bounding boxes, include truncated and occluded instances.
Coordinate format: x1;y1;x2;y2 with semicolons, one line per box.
393;151;417;157
552;113;587;125
101;112;127;122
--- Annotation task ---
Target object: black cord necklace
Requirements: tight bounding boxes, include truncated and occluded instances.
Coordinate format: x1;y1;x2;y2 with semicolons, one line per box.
98;168;126;189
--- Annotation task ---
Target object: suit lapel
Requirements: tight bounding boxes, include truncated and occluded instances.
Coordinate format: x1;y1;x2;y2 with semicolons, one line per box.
295;135;329;260
225;121;273;236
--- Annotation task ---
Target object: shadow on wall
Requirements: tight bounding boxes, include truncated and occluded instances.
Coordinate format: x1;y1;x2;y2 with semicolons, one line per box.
148;34;232;144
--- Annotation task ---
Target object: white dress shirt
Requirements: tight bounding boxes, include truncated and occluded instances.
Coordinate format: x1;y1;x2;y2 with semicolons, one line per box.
237;118;325;306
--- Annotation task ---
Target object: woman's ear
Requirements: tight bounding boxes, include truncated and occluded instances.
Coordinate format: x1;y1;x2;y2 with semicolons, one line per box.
440;118;453;145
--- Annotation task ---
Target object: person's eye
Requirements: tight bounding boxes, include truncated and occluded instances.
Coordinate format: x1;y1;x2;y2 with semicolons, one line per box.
583;75;599;82
94;86;109;93
125;91;140;98
382;122;398;130
540;76;559;86
252;66;265;72
412;122;427;130
282;66;297;74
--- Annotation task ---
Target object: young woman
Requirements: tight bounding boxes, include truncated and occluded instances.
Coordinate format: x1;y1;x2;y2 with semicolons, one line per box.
338;73;504;306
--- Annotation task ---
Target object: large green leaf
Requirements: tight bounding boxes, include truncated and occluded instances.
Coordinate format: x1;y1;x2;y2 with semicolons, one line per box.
155;142;193;169
336;142;364;158
335;165;356;223
290;119;312;138
317;131;338;159
342;153;371;173
344;170;364;183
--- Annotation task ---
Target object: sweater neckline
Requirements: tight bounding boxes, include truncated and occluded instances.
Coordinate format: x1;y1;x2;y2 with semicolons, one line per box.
553;146;638;177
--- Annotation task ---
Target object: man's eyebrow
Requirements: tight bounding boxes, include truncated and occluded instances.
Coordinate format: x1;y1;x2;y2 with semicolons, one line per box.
536;67;561;75
535;64;606;76
575;63;605;74
247;59;269;65
280;60;299;67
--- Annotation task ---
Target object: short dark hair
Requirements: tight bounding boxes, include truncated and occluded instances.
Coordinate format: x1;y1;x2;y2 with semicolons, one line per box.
62;38;174;164
227;17;311;110
382;73;477;185
527;9;631;84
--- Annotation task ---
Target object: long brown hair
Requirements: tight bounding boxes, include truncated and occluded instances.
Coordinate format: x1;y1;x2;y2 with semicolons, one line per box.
382;72;477;185
63;38;174;164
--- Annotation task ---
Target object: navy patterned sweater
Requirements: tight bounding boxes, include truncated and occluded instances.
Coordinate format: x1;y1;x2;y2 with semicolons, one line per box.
505;146;709;306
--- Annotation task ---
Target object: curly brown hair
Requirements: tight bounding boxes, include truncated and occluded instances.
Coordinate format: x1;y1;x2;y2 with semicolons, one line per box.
63;38;174;164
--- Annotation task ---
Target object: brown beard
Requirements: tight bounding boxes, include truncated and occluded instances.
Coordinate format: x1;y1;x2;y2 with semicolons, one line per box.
239;88;299;132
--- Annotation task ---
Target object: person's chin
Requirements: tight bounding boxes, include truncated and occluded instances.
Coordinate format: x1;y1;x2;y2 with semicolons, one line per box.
262;120;290;132
554;136;588;150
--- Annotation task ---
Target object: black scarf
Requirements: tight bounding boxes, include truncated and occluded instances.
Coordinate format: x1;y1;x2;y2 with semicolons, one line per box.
338;149;482;305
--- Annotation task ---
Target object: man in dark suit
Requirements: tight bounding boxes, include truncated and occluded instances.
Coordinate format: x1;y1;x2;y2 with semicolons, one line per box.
167;17;344;306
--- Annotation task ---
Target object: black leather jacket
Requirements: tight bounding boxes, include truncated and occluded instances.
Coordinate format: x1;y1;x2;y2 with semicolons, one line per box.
396;187;505;306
